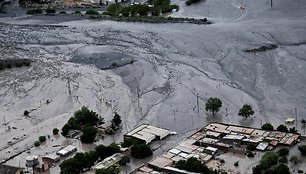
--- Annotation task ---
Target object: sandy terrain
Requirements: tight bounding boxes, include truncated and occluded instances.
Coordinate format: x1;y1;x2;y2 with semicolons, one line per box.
0;0;306;173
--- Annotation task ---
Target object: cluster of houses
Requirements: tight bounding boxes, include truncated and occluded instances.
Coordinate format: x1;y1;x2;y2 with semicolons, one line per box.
133;122;301;174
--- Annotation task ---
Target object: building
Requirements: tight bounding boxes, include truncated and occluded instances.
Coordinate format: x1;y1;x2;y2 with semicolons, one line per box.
42;153;60;166
56;145;77;157
124;124;171;144
93;153;124;170
0;164;23;174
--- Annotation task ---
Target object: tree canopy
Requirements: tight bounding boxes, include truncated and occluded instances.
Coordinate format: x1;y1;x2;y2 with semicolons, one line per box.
298;145;306;156
238;104;254;119
276;124;288;132
261;123;274;131
175;157;211;173
205;97;222;115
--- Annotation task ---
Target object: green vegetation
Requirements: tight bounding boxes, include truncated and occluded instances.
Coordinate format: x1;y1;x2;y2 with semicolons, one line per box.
186;0;200;6
239;104;254;119
112;112;122;128
205;97;222;115
34;141;40;147
274;163;290;174
59;11;67;14
290;155;299;164
247;144;257;151
60;144;120;174
80;125;98;143
39;136;46;142
278;157;288;163
131;143;152;159
298;145;306;156
24;110;29;116
96;164;120;174
104;0;178;17
27;8;43;14
119;156;130;165
121;137;140;148
86;9;99;15
261;123;274;131
247;151;255;157
53;128;59;135
302;119;306;126
276;124;288;132
46;7;56;14
175;157;211;173
75;10;81;14
0;59;31;71
260;151;278;170
0;5;5;13
277;147;289;156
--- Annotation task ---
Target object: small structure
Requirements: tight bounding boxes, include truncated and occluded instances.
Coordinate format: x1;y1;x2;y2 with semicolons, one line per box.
148;156;173;171
56;145;77;157
256;142;269;151
204;147;218;155
42;153;60;165
285;117;295;124
124;124;171;144
222;134;246;144
25;156;39;168
0;164;23;174
93;153;124;170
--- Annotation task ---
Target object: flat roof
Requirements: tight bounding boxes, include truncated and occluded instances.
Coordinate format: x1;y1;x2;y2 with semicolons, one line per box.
227;126;254;135
222;134;245;140
205;123;230;134
256;142;269;151
148;156;173;168
125;124;170;144
94;153;124;170
205;146;218;152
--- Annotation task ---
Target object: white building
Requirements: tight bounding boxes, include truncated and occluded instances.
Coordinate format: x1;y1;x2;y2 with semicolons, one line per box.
56;145;77;157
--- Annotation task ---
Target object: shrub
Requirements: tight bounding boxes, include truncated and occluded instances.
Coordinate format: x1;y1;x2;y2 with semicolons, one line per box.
298;170;303;173
247;151;255;157
261;123;274;131
80;125;97;143
34;141;40;147
86;9;99;15
278;147;289;156
247;144;257;151
219;159;225;163
53;128;59;135
298;145;306;156
278;157;288;163
45;7;56;14
24;110;29;116
185;0;200;5
175;157;211;173
119;156;130;165
274;164;290;174
259;152;278;170
27;8;43;14
39;136;46;142
75;10;81;14
131;144;152;159
252;165;262;174
290;155;299;164
121;137;140;148
276;125;288;132
59;11;67;14
234;161;239;167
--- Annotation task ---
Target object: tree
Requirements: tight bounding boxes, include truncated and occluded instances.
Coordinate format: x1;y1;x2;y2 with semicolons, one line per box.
238;104;254;119
261;123;274;131
175;157;211;173
112;112;122;127
119;156;130;165
302;119;306;127
53;128;59;135
39;136;46;142
205;97;222;115
96;164;120;174
80;125;97;144
276;125;288;132
298;145;306;156
277;147;289;156
34;141;40;147
274;164;290;174
252;165;262;174
259;151;278;170
131;144;152;159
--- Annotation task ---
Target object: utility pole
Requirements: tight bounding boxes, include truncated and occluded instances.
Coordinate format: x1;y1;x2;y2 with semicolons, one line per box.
196;94;199;117
295;108;298;129
270;0;273;7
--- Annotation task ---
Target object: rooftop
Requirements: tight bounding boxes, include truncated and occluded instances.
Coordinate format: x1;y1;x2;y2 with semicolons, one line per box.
0;164;23;174
93;153;124;170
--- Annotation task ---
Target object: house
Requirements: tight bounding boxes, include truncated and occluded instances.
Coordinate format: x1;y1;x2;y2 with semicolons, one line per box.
285;117;295;124
124;124;170;144
93;153;124;170
42;153;60;165
0;164;23;174
204;146;218;155
56;145;77;157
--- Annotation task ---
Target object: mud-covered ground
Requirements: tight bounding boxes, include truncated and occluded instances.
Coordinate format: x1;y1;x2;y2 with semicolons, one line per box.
0;0;306;173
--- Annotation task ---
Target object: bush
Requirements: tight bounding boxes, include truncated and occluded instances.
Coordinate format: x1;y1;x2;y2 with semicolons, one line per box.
53;128;59;135
86;9;99;15
298;145;306;156
247;144;257;151
75;10;81;14
274;164;290;174
131;144;152;159
261;123;274;131
278;157;288;163
290;155;299;164
185;0;200;5
276;125;288;132
119;156;130;165
278;147;289;156
39;136;46;142
45;7;55;14
219;159;225;163
24;110;29;116
298;170;303;173
121;137;140;148
59;11;67;14
259;152;278;170
175;157;211;173
252;165;262;174
80;125;97;144
247;151;255;157
234;161;239;167
27;8;43;14
34;141;40;147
